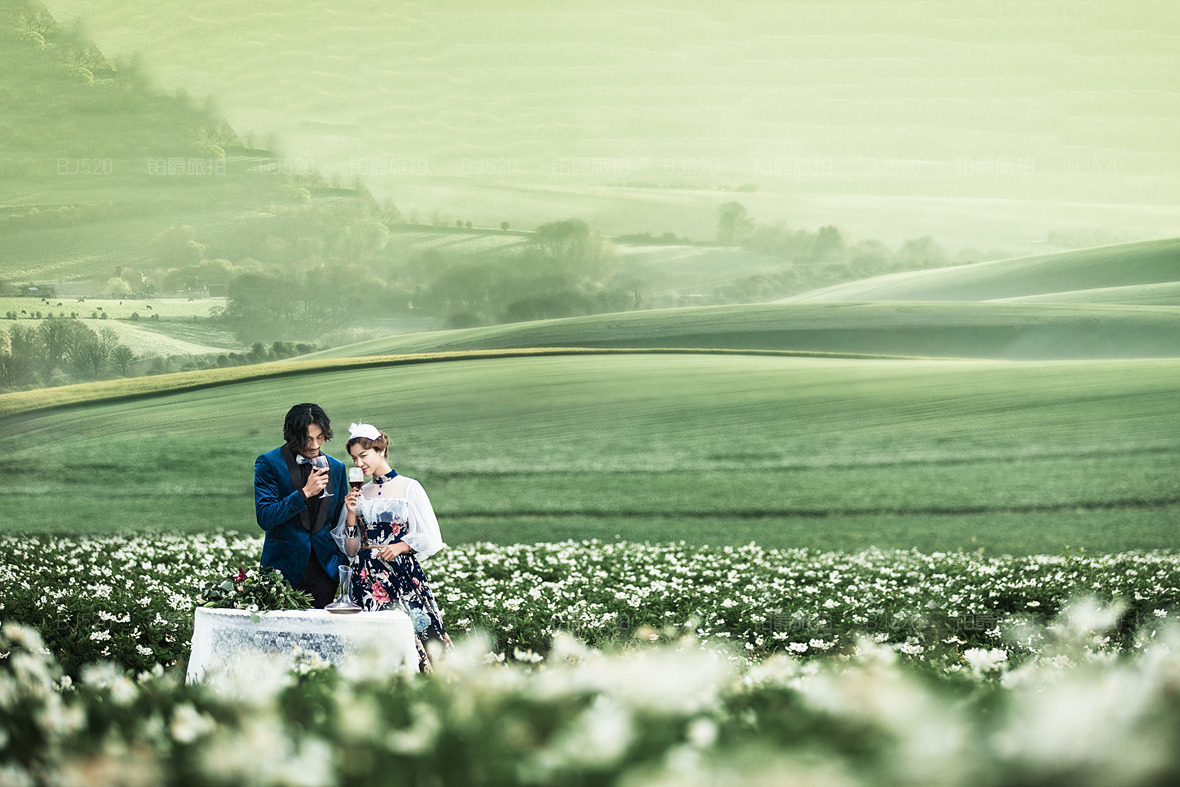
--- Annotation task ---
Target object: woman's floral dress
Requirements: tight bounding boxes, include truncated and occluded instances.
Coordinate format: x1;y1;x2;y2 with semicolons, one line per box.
333;477;452;672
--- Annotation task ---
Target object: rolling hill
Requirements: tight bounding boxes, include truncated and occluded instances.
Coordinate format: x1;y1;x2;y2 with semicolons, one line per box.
303;301;1180;361
0;6;379;286
996;282;1180;307
782;238;1180;304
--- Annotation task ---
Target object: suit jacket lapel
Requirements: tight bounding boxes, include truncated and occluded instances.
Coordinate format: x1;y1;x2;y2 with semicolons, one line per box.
281;447;313;532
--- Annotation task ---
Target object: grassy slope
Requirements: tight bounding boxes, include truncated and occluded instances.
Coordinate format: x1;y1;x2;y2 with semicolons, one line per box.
1;353;1177;554
784;238;1180;303
0;9;315;282
998;282;1180;306
305;302;1180;361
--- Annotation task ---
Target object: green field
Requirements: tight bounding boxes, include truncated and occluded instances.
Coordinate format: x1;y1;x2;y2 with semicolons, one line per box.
1;352;1176;554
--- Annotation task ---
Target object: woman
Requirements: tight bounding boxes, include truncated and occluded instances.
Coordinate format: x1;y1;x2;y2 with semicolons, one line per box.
332;422;453;671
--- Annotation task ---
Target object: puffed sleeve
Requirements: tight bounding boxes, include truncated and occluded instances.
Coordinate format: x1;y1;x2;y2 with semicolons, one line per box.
402;478;446;562
329;499;352;556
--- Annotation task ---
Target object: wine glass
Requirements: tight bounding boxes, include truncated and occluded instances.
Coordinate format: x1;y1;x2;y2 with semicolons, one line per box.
312;455;332;498
348;466;365;491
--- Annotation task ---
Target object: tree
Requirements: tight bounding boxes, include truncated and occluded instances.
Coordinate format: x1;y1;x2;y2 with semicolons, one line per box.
152;226;206;266
849;239;893;276
36;317;91;381
811;225;845;262
67;326;119;379
69;335;108;379
110;344;135;375
226;272;301;325
105;277;134;298
896;236;948;269
716;202;754;246
0;325;41;389
529;219;620;284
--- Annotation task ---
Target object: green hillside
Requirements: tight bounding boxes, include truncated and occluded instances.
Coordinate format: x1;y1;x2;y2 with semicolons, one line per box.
0;7;275;278
784;238;1180;303
1;352;1177;554
0;4;381;287
305;302;1180;361
998;282;1180;307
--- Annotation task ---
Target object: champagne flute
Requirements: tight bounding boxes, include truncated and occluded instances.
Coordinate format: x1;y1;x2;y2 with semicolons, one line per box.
312;455;332;498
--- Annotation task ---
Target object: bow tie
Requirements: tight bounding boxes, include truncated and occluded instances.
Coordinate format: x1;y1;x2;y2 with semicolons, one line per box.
295;454;314;465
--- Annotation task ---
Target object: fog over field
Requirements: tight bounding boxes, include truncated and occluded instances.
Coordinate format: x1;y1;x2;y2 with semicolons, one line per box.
38;0;1180;251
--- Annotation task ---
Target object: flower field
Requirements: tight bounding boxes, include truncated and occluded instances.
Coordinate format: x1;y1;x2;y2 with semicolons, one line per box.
2;535;1180;785
3;534;1178;673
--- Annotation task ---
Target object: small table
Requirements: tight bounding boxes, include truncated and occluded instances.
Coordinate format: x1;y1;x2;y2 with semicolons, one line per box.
187;607;418;682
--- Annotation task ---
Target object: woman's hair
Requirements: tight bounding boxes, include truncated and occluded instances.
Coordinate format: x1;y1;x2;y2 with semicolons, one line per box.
347;430;390;456
282;403;334;451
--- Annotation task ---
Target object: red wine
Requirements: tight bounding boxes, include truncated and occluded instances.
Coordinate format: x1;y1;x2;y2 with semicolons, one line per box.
349;480;364;491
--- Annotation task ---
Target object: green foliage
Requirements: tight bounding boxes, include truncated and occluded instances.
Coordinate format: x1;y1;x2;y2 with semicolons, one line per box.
401;218;632;326
200;564;313;612
0;315;137;389
716;201;754;245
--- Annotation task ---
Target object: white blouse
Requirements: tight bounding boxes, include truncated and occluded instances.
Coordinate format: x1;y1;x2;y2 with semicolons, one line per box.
330;476;446;562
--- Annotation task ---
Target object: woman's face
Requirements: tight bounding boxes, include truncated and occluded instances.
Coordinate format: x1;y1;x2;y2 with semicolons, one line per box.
349;443;389;477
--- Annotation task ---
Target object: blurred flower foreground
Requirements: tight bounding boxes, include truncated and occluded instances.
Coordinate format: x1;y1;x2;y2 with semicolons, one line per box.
2;535;1179;785
2;609;1179;787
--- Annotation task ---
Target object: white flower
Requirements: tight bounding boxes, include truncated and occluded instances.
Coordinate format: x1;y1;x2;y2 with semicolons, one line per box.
171;703;215;744
513;648;544;664
686;717;718;748
963;648;1008;676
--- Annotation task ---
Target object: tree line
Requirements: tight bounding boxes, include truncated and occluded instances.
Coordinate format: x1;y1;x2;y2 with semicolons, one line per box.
0;317;133;389
213;216;638;341
700;201;1007;305
0;315;320;391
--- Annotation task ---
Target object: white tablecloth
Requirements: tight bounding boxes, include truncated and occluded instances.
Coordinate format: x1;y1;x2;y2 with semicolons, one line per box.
186;607;418;682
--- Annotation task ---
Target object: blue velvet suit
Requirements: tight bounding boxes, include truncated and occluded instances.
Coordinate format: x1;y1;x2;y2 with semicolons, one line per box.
254;445;347;589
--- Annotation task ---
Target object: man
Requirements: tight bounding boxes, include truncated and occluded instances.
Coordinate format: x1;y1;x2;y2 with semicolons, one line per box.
254;402;347;608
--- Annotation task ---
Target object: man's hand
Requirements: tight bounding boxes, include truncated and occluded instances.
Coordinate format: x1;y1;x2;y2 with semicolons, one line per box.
302;467;329;499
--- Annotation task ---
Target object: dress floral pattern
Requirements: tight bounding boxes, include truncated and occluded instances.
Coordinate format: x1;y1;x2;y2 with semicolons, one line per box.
336;486;453;672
